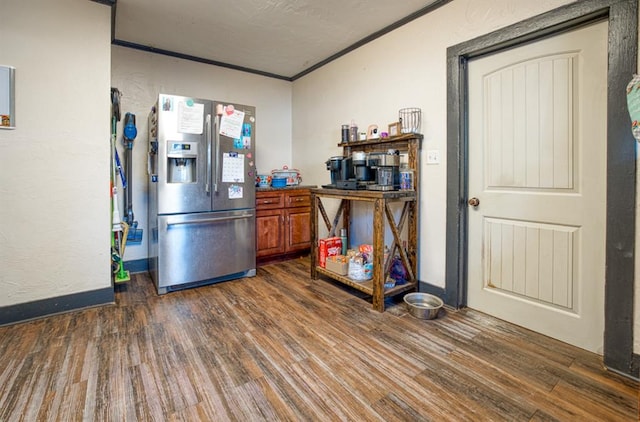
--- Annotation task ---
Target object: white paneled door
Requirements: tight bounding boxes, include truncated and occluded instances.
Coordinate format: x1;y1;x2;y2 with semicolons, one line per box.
467;21;608;353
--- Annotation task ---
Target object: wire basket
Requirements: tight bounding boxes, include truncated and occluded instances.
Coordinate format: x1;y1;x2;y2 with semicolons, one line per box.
399;108;421;134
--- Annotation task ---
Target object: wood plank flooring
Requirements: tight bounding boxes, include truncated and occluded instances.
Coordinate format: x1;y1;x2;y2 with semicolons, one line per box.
0;258;637;421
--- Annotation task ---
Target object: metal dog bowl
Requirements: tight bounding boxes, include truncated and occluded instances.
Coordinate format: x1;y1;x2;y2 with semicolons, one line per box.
404;292;443;320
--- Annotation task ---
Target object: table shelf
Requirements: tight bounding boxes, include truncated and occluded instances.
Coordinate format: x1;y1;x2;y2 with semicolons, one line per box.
310;135;422;312
314;266;417;297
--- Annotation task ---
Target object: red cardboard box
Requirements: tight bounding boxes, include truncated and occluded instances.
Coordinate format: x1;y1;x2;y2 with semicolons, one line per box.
318;237;342;268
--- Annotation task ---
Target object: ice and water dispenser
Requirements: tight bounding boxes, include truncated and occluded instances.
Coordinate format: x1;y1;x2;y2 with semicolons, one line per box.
167;141;197;183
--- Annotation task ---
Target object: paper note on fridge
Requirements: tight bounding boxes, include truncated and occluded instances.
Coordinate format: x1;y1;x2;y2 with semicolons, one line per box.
177;101;204;134
222;153;245;183
228;185;243;199
219;108;245;139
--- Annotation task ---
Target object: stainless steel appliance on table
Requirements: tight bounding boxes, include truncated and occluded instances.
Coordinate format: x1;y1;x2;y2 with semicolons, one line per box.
323;150;401;190
148;93;256;294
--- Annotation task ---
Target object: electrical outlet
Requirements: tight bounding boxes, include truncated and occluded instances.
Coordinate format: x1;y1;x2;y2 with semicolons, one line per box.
426;149;440;164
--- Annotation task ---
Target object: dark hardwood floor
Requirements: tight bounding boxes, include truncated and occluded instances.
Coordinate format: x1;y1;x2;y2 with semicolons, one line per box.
0;258;637;421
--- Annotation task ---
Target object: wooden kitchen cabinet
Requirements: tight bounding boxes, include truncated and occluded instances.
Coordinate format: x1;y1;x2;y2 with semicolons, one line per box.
256;187;312;265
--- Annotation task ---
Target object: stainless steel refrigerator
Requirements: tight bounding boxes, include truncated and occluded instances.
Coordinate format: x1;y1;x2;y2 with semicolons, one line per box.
148;93;256;294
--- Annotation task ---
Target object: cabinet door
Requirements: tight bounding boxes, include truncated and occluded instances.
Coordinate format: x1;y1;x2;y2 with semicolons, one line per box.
286;207;311;252
256;209;285;257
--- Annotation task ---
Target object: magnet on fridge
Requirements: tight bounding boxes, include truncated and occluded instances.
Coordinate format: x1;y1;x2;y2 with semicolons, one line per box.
162;97;173;111
246;152;252;159
249;161;254;167
228;151;238;157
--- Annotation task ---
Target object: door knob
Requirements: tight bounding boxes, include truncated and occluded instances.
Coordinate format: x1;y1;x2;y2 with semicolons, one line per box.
468;197;480;207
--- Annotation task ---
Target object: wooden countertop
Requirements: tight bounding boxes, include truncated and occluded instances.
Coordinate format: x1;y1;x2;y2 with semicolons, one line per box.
311;187;416;200
256;185;316;192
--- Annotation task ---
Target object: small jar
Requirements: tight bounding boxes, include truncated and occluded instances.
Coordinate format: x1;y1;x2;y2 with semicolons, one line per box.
349;121;358;143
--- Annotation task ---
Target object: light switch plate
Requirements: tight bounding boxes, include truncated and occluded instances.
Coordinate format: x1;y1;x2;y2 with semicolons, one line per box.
426;149;440;164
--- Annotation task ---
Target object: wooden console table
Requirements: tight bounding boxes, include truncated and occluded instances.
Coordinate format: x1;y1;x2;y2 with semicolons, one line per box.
310;134;422;312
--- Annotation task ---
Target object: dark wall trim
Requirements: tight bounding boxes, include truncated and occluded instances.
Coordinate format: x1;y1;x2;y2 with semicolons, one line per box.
290;0;453;81
632;353;640;380
90;0;115;5
0;287;114;326
445;0;638;377
603;0;638;377
124;258;148;274
112;39;292;81
110;2;117;42
419;281;446;299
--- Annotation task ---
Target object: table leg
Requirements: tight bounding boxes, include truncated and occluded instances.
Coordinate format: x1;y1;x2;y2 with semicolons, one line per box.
372;198;385;312
310;194;318;279
407;200;418;287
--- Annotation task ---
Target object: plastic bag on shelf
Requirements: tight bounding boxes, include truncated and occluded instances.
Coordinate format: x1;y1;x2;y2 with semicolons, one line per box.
389;255;408;285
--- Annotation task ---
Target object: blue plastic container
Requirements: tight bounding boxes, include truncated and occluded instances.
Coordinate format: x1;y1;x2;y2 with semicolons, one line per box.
271;177;287;188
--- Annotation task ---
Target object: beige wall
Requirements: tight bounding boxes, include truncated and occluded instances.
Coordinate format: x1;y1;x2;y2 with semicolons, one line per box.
292;0;575;287
110;47;293;261
0;0;111;306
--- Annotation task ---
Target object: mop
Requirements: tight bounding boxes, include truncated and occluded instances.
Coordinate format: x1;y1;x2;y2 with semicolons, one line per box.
114;221;130;283
110;87;130;283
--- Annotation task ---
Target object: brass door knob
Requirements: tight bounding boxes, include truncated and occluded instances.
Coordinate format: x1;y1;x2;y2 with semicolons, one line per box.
468;197;480;207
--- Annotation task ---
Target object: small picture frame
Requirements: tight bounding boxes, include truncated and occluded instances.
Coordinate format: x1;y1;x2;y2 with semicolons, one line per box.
0;65;16;129
388;122;401;138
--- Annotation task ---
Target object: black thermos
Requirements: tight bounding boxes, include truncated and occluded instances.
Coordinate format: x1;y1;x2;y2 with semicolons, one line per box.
341;124;349;143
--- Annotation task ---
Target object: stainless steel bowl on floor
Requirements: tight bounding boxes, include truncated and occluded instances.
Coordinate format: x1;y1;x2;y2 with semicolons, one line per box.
404;292;444;320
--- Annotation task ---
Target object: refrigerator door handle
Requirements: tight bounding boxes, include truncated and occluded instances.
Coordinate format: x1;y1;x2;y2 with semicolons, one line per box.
166;213;254;228
214;115;221;193
205;114;212;193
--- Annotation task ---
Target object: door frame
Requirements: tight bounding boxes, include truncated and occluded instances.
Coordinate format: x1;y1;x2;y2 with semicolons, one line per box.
445;0;638;377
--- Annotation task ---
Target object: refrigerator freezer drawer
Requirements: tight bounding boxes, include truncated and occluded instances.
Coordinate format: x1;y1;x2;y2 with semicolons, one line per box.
156;210;256;292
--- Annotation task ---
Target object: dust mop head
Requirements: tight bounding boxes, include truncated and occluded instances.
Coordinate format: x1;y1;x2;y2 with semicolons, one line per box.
115;270;130;283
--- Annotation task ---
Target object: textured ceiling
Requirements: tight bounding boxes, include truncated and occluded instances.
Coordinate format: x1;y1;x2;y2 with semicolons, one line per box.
113;0;446;80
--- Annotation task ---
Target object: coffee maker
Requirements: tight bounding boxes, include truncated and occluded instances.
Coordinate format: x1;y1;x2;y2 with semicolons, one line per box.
367;150;400;190
325;156;343;187
352;151;374;184
324;156;354;188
